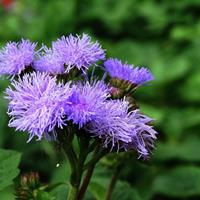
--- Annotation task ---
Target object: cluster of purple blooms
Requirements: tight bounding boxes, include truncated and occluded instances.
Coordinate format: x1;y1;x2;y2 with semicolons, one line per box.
0;33;157;159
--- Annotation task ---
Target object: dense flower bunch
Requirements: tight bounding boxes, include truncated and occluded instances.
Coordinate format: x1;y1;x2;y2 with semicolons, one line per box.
0;33;157;159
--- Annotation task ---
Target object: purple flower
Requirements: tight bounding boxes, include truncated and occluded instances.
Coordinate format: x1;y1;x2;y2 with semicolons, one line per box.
52;33;105;73
5;72;73;141
87;100;133;148
124;110;157;159
64;80;109;128
87;99;157;158
104;58;154;86
0;39;36;75
33;46;65;74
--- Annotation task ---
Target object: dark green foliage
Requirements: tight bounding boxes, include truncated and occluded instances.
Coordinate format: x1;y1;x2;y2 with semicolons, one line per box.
0;149;21;190
0;0;200;199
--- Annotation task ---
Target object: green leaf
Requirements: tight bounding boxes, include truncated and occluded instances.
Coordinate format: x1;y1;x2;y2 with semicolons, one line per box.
162;108;200;140
50;161;70;200
0;149;21;190
140;104;164;125
89;179;107;200
88;165;110;200
36;191;55;200
50;185;68;200
112;181;141;200
155;136;200;161
180;71;200;102
81;0;134;32
153;166;200;197
0;186;15;200
88;165;141;200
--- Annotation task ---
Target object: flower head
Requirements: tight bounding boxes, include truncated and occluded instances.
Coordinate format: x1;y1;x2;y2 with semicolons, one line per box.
64;80;109;128
0;39;36;75
52;33;105;73
124;110;157;159
87;99;157;158
87;100;133;148
104;58;153;86
5;72;73;141
33;46;65;74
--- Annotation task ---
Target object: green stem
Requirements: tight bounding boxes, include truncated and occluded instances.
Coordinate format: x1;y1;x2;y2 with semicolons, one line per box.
66;135;90;200
104;165;122;200
77;164;95;200
77;146;108;200
76;136;90;187
58;127;79;200
83;148;107;170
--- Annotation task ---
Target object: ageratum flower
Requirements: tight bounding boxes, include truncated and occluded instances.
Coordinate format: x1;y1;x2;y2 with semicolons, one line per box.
124;110;157;159
104;58;153;86
5;72;73;141
87;100;133;149
64;80;109;128
52;33;105;73
0;39;36;75
87;99;157;158
33;46;65;74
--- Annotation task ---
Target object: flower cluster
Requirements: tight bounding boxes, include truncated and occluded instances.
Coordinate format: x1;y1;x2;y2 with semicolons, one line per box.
1;33;157;158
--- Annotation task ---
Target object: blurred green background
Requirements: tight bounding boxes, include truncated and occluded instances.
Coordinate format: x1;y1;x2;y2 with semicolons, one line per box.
1;0;200;199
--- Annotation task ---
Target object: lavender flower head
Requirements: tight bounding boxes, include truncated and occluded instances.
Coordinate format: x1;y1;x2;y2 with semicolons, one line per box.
65;80;109;128
52;33;105;73
6;72;73;141
104;58;153;86
87;100;133;148
33;46;65;74
125;110;157;159
87;99;157;158
0;39;36;75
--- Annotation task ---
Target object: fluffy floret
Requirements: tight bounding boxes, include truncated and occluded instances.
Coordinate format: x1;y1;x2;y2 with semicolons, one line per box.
33;46;65;74
52;33;105;73
64;80;109;128
87;99;157;158
0;39;36;75
5;72;73;141
104;58;153;86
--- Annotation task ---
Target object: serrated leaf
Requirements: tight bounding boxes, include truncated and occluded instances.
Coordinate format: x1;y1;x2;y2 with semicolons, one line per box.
0;149;21;190
153;166;200;197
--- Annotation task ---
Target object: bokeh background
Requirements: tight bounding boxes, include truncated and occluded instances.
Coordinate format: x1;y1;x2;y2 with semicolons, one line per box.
0;0;200;199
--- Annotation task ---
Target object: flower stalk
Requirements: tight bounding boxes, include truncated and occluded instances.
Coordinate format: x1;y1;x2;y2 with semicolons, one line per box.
105;164;122;200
